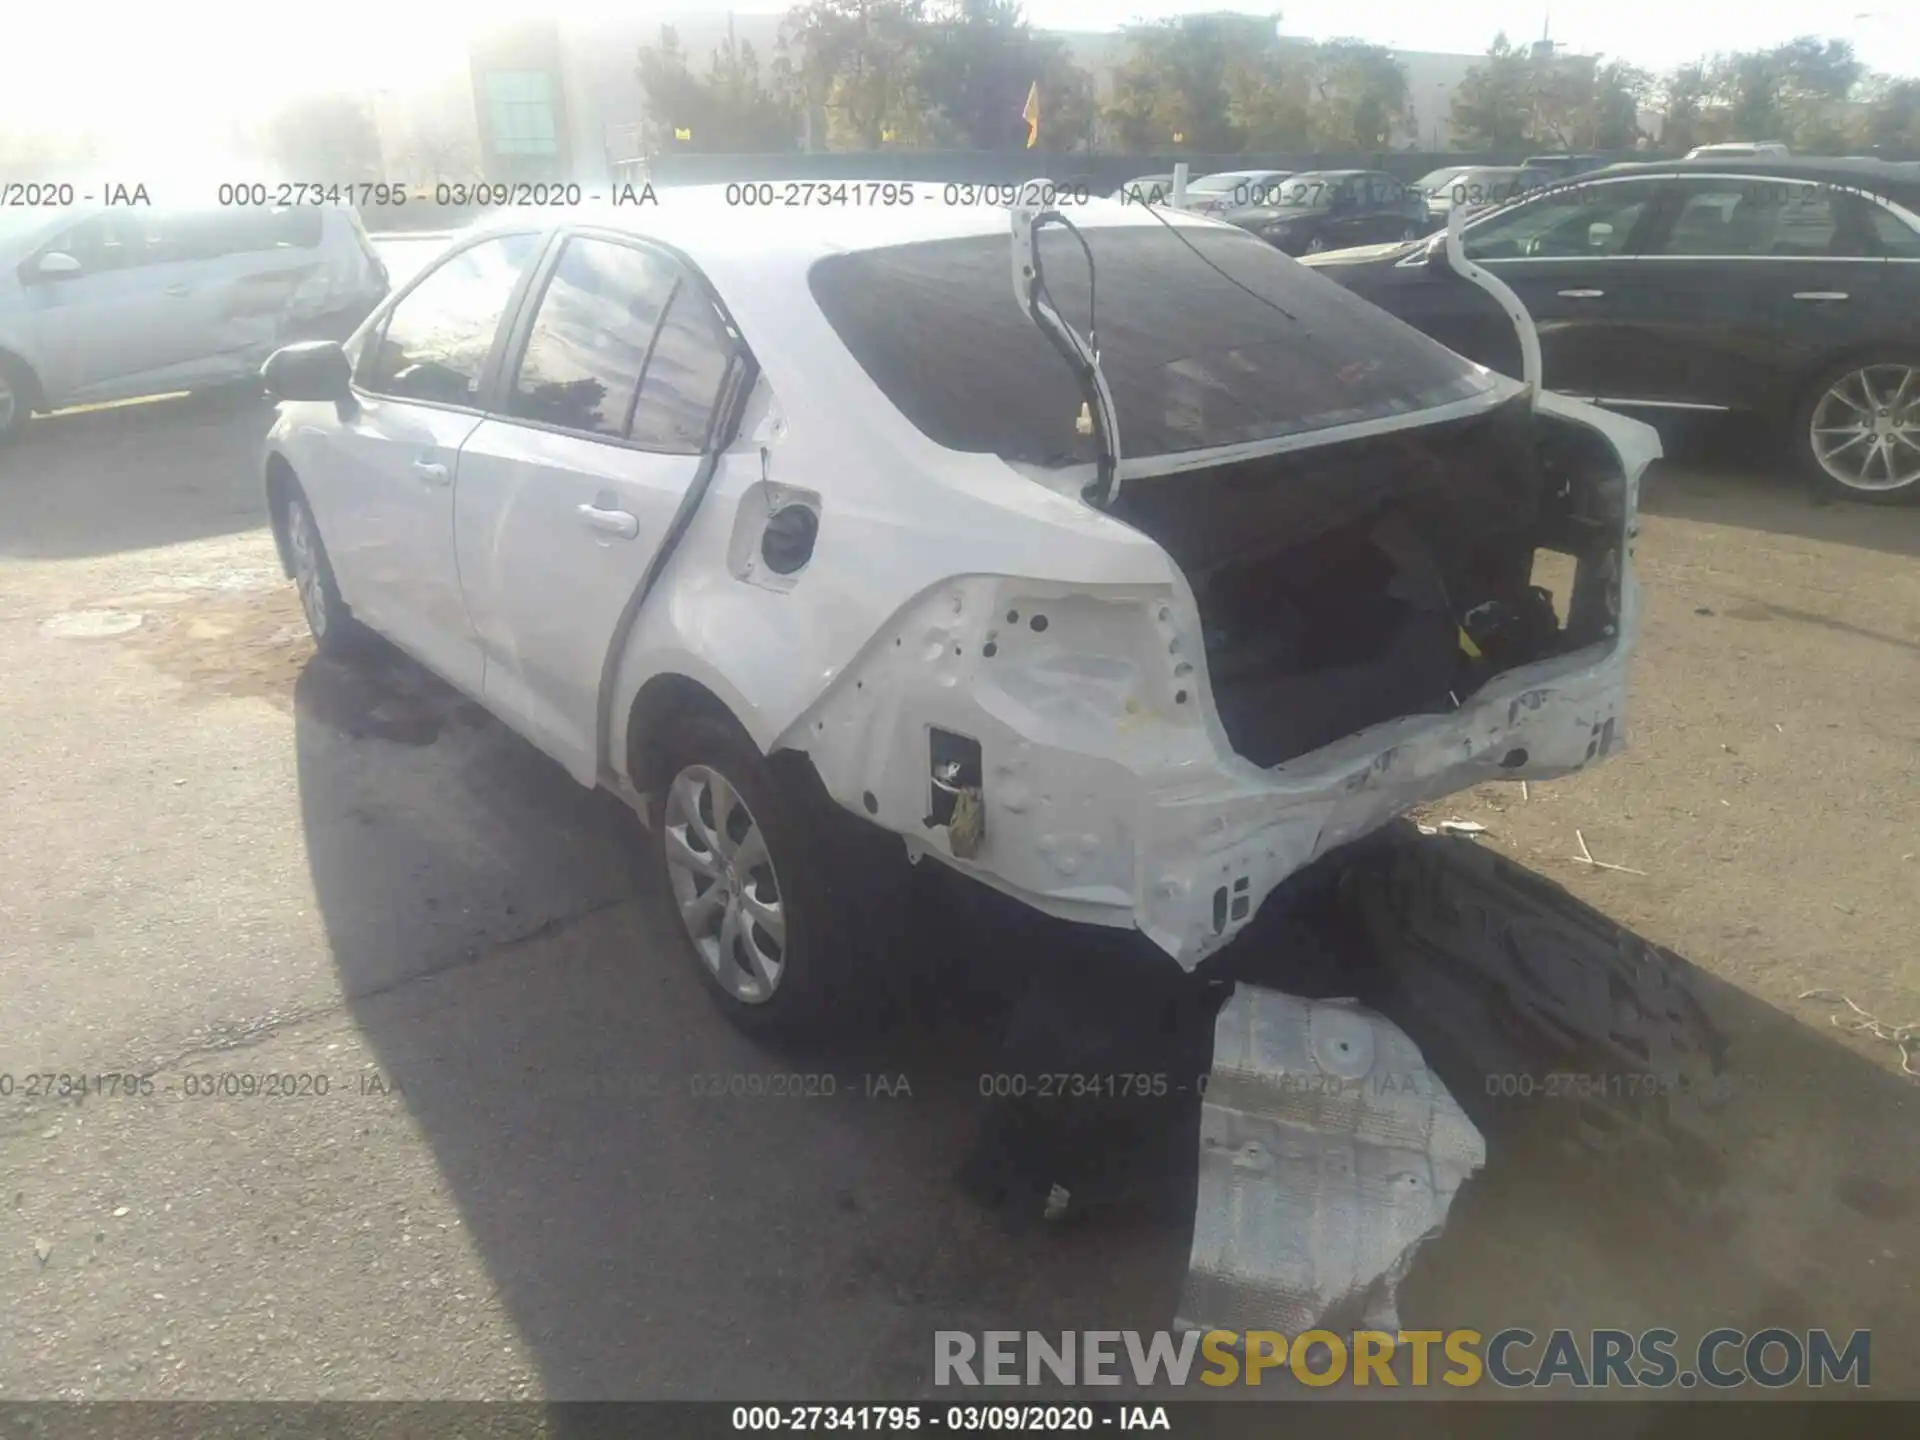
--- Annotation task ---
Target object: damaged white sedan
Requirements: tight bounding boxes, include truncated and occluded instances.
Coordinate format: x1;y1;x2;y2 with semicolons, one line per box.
0;202;388;441
259;189;1658;1031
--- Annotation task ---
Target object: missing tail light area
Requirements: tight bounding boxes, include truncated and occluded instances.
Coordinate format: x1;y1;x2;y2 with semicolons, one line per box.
1105;398;1628;770
926;727;985;859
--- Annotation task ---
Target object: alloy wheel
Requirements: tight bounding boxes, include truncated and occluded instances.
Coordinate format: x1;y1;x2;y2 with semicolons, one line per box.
663;764;787;1004
1809;364;1920;494
287;501;329;640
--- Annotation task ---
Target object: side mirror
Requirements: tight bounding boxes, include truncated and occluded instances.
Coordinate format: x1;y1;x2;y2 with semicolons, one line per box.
1587;222;1615;248
261;341;353;403
35;251;82;277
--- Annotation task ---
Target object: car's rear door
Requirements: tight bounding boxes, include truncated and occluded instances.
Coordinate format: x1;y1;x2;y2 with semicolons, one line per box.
1595;174;1896;412
452;229;742;782
321;229;546;693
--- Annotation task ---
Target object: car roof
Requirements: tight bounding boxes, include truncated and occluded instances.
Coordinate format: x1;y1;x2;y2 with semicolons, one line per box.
1586;156;1920;200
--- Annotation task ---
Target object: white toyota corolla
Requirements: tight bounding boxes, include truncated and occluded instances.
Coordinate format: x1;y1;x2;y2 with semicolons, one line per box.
259;188;1659;1033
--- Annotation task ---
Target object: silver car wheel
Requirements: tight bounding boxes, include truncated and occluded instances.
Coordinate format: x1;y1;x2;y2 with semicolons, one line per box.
1810;364;1920;494
286;500;329;640
663;764;787;1004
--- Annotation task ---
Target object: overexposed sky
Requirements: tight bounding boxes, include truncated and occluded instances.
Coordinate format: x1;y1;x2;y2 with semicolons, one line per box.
2;1;1913;142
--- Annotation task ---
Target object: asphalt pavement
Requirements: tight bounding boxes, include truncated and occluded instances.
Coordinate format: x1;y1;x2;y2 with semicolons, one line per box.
1;267;1916;1399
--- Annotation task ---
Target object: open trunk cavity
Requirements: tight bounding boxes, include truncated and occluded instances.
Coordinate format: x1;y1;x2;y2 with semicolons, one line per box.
1109;395;1625;768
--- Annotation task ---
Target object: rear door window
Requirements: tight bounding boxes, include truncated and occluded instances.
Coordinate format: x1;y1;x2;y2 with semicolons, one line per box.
360;232;541;406
1650;179;1861;257
627;281;734;453
1865;202;1920;257
505;236;678;437
808;225;1494;465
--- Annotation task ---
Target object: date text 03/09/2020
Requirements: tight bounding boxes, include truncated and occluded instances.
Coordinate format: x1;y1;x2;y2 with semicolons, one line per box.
731;1405;1170;1432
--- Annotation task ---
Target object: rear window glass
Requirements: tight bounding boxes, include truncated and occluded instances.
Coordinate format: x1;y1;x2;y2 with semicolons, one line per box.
807;226;1492;465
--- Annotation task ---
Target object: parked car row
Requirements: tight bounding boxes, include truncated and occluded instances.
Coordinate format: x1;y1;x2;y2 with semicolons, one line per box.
1300;157;1920;502
1110;156;1629;253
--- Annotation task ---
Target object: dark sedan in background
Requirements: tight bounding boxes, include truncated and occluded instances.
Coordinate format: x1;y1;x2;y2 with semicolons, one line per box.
1220;170;1431;255
1301;158;1920;502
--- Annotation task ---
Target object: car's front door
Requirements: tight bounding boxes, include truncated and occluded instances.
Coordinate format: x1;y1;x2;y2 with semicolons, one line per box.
1429;175;1668;397
1362;174;1421;242
321;230;545;694
1598;174;1897;412
1319;177;1372;248
452;231;742;782
15;211;212;403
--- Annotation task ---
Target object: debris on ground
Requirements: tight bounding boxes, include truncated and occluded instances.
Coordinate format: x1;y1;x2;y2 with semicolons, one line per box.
1417;819;1489;838
1177;985;1485;1336
1799;990;1920;1078
1571;828;1646;876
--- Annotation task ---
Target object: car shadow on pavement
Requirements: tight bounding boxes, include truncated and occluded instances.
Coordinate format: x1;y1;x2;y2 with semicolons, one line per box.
292;646;1919;1400
0;389;276;561
1637;429;1920;561
290;644;1193;1400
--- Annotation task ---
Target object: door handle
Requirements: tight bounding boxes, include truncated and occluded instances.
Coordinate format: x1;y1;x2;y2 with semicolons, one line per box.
1792;291;1848;301
1557;288;1605;298
577;503;638;540
164;283;191;297
409;459;450;486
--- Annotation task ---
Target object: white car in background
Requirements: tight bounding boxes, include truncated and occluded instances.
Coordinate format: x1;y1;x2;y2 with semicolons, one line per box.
1684;142;1791;160
1180;168;1294;215
259;192;1657;1034
0;203;387;441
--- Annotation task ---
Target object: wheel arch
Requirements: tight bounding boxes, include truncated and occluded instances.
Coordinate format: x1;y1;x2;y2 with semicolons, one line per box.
0;346;47;414
624;672;754;798
1782;337;1920;419
263;452;301;578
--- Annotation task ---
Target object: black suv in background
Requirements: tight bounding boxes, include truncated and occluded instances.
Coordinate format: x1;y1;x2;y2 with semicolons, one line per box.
1218;170;1431;255
1301;158;1920;502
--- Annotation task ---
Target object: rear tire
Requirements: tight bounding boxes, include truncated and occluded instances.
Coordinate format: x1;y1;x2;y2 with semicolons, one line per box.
648;708;907;1038
1793;353;1920;505
284;490;371;657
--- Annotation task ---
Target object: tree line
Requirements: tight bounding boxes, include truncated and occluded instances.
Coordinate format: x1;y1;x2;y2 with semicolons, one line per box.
636;3;1920;157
